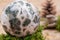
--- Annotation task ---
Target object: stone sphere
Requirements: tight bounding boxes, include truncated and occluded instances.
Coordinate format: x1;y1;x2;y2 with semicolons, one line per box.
0;0;40;37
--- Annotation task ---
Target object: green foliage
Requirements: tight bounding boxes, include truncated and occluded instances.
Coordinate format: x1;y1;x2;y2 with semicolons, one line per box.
56;16;60;31
0;25;44;40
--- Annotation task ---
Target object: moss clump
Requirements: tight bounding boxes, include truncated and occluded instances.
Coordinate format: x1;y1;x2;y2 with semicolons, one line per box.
0;25;44;40
56;16;60;31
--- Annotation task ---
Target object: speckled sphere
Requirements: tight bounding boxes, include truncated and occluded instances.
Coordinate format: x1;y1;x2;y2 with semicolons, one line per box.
0;0;40;37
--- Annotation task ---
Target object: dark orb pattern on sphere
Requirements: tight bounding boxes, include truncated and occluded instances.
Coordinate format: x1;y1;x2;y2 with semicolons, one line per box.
0;0;40;37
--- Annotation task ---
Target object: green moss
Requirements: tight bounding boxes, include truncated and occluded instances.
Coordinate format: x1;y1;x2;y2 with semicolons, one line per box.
56;16;60;31
0;25;44;40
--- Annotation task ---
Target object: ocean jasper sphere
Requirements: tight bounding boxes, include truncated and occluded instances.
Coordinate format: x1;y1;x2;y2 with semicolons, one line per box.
1;0;40;37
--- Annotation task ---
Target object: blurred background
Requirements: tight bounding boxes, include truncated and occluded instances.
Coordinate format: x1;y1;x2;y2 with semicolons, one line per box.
0;0;60;15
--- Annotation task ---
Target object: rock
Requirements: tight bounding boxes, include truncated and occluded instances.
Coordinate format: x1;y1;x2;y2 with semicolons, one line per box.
45;15;57;28
42;30;60;40
47;23;56;28
0;0;40;37
46;15;55;18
